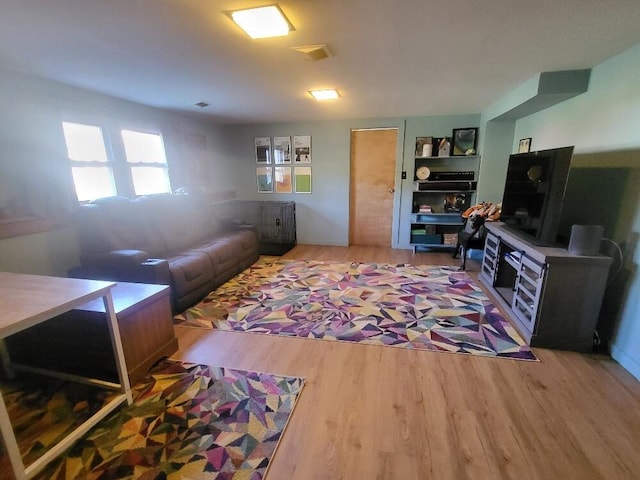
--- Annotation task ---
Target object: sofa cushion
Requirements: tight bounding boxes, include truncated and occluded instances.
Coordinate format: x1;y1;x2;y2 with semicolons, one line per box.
190;239;238;275
216;230;260;255
166;251;214;298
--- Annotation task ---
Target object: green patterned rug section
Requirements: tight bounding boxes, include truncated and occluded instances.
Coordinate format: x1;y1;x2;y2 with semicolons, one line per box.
0;359;304;479
175;258;537;361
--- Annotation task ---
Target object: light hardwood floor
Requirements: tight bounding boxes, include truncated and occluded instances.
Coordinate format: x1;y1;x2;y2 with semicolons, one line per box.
173;245;640;480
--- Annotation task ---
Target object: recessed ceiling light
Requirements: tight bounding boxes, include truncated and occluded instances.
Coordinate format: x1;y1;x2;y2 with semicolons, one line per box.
227;5;294;39
309;89;340;101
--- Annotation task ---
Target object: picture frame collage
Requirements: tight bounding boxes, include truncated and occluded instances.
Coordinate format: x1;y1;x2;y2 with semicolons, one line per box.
255;135;312;194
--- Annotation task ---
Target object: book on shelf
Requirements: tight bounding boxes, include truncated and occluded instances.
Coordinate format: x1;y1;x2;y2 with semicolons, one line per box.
412;225;436;234
418;204;432;213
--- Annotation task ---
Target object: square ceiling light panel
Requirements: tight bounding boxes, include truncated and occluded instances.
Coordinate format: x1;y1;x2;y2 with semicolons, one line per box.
228;5;294;39
309;89;340;101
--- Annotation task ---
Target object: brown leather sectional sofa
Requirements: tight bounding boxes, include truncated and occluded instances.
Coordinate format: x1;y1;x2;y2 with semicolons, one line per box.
70;193;259;313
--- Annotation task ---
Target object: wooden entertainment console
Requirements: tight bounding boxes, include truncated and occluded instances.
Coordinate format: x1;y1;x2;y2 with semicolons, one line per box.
480;222;612;352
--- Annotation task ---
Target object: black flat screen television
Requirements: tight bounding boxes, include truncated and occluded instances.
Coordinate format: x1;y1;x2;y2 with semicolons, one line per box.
500;146;574;246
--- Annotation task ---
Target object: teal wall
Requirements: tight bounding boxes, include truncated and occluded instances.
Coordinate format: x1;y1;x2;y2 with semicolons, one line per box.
0;228;78;276
475;120;515;202
221;114;480;249
219;118;405;247
507;43;640;380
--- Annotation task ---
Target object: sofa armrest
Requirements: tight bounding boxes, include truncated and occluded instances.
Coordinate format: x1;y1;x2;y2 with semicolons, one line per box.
80;249;150;267
220;218;256;233
136;258;171;285
72;250;171;286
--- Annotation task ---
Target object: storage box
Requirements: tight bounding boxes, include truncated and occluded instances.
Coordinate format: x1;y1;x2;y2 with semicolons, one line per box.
411;225;436;235
443;233;458;245
411;233;442;244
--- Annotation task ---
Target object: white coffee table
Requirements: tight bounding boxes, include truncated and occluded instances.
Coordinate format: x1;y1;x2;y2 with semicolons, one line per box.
0;272;132;480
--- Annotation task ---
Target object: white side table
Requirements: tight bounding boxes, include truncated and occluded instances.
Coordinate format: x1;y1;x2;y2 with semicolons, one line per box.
0;272;132;480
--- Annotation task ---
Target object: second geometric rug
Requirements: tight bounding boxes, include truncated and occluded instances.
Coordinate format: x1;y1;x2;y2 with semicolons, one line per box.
7;359;305;479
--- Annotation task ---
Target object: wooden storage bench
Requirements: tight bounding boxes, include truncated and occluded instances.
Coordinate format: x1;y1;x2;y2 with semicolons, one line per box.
5;282;178;385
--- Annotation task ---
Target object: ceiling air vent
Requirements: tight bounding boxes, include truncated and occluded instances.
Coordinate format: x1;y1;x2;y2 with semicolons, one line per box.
291;44;332;61
195;102;209;108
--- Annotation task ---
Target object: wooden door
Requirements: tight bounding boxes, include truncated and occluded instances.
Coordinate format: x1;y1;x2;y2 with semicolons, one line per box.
349;128;398;246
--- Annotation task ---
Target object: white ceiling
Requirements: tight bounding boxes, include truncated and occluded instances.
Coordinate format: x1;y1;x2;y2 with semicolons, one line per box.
1;0;639;125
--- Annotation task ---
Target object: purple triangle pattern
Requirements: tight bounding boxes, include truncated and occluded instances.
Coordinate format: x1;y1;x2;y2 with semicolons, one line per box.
175;259;537;361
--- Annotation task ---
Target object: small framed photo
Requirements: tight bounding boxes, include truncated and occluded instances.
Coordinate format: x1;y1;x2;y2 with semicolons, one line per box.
294;166;312;193
451;128;478;156
255;137;271;164
256;166;273;193
273;136;291;164
294;135;311;163
274;166;292;193
518;137;532;153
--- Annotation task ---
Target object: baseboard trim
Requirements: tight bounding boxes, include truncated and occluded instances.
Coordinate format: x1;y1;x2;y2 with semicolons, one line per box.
610;343;640;381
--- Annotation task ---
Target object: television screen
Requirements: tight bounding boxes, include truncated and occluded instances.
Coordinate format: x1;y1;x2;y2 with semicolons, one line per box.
500;146;574;246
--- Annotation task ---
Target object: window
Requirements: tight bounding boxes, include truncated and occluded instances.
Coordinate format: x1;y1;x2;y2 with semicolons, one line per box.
62;122;116;202
121;130;171;196
62;122;172;202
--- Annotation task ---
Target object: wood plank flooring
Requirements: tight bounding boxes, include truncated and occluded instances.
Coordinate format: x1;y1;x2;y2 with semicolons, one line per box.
173;245;640;480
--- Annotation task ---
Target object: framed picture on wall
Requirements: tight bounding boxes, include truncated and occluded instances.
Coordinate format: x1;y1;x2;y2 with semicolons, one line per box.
294;166;312;193
451;128;478;156
273;136;292;164
293;135;311;163
274;166;293;193
256;166;273;193
255;137;271;164
518;137;532;153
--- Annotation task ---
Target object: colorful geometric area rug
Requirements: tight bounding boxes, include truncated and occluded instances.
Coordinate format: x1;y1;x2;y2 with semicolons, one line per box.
174;259;538;361
0;359;304;479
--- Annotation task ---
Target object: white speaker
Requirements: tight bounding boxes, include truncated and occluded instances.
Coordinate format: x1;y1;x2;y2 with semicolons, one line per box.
568;225;604;256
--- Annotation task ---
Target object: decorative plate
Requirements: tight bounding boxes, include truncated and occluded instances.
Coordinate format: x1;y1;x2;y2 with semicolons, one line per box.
416;166;431;180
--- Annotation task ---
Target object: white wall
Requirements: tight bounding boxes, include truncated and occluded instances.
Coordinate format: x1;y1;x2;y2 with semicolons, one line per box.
0;67;227;276
512;43;640;380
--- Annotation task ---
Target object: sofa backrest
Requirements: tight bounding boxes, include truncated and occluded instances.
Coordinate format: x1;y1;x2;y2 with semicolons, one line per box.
74;196;151;254
73;193;218;258
137;193;214;254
